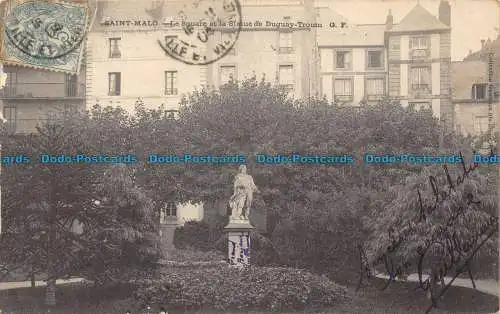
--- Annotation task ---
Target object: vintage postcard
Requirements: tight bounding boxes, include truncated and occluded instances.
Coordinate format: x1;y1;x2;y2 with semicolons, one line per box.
0;0;498;313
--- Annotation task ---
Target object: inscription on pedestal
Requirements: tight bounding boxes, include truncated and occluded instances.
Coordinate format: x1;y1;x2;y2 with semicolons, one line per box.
228;231;250;266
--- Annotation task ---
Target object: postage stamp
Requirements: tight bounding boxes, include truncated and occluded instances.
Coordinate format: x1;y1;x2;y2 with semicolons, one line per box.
158;0;242;65
0;0;91;73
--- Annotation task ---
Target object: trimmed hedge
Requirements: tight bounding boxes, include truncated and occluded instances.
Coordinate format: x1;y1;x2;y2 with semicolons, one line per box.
173;221;214;251
134;265;349;311
163;248;225;262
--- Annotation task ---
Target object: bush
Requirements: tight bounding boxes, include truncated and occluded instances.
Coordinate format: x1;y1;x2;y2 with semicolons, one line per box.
134;265;349;311
164;248;226;263
173;221;212;250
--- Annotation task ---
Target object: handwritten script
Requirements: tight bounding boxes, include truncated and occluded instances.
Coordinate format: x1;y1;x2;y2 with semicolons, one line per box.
357;151;498;313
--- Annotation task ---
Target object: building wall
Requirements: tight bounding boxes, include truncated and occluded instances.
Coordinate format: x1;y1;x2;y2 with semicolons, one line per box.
85;29;206;113
439;32;453;129
87;1;318;112
320;46;386;104
388;31;451;122
209;31;286;85
454;102;499;137
1;66;85;133
206;14;318;98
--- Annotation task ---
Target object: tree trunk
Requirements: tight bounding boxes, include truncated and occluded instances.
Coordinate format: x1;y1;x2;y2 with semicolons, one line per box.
30;273;35;288
45;183;57;306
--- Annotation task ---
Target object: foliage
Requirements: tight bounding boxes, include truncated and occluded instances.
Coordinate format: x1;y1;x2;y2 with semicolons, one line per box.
133;76;494;281
364;164;498;279
78;163;160;284
163;248;225;263
134;265;349;311
1;74;497;310
0;112;160;303
173;221;212;251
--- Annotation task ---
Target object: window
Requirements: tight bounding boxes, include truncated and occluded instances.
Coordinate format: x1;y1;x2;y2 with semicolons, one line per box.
472;83;487;100
219;65;236;84
410;67;430;91
278;65;294;90
160;201;177;223
410;36;430;58
411;36;429;49
409;102;431;111
108;72;121;96
3;105;16;133
335;51;351;69
366;78;385;99
474;116;489;134
165;71;178;95
65;74;78;97
367;50;383;68
334;78;353;101
278;31;293;54
109;38;121;58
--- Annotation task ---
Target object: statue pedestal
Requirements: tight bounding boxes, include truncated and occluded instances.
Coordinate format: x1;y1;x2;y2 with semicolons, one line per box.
224;220;254;267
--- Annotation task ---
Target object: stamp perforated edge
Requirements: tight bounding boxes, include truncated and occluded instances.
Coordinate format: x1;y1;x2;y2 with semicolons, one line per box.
0;0;93;74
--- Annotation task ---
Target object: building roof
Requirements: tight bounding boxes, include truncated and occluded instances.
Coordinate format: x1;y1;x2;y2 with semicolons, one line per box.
316;7;384;46
388;4;449;32
237;5;314;23
451;60;487;100
317;24;386;47
464;36;500;61
463;36;500;85
91;0;182;30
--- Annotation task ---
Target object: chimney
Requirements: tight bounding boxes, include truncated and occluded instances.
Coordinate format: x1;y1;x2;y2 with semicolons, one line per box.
385;9;393;30
438;0;451;26
481;39;486;48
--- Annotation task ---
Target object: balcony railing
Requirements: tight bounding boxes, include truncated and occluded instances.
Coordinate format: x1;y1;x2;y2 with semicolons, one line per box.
411;84;431;97
279;84;294;91
366;94;384;101
411;49;430;59
165;88;178;95
335;95;353;102
0;83;85;99
109;49;121;58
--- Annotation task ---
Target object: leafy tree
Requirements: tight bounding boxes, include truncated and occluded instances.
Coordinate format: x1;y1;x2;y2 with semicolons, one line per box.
154;76;495;284
0;113;160;306
364;164;498;299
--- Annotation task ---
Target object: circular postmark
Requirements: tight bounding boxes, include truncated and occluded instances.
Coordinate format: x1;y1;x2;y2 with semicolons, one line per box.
159;0;242;65
3;1;88;59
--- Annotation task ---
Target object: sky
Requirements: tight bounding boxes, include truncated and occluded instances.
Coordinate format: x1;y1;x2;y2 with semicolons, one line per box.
317;0;499;61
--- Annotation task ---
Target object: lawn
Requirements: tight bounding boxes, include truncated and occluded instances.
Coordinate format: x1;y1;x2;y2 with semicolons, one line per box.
0;276;497;313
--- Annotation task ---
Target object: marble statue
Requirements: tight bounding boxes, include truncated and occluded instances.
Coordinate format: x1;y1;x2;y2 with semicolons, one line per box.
228;165;258;221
